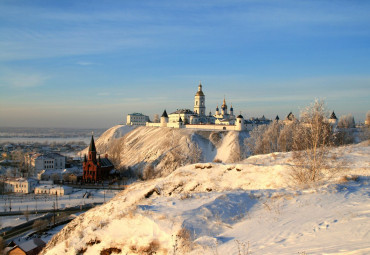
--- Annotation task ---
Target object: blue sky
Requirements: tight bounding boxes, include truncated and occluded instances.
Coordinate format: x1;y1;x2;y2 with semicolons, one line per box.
0;0;369;128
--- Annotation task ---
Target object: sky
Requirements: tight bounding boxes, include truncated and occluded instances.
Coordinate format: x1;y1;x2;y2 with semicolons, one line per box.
0;0;369;128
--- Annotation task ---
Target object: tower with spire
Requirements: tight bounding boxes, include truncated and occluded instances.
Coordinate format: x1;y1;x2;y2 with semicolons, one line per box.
194;82;206;116
83;134;114;183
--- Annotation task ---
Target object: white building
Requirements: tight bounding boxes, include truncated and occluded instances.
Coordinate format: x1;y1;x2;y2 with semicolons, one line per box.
168;109;195;124
126;113;150;126
34;185;72;196
3;178;38;193
194;82;206;116
28;152;66;172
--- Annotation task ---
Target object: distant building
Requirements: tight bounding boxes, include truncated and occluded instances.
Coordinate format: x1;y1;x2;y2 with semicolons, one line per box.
214;97;236;125
329;111;338;127
284;112;296;125
7;237;46;255
126;113;150;126
146;82;247;131
34;185;72;196
168;109;195;124
2;178;38;193
27;152;66;172
83;135;114;183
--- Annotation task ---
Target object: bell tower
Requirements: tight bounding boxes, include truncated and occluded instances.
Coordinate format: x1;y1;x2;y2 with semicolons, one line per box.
194;81;206;116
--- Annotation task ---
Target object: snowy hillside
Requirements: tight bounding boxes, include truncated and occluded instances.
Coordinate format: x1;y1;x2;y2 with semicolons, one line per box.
42;141;370;255
83;125;249;177
81;125;136;155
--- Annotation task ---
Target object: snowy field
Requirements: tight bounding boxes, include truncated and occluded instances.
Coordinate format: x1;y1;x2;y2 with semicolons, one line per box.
41;141;370;255
0;126;106;144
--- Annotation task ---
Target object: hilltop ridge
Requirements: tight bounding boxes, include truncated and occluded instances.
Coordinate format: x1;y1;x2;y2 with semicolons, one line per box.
83;125;249;178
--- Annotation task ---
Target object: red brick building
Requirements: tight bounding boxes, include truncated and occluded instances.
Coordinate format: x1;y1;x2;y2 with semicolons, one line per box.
83;135;114;183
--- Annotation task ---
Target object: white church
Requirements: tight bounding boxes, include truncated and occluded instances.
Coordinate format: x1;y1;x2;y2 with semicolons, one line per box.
146;82;246;131
129;82;338;131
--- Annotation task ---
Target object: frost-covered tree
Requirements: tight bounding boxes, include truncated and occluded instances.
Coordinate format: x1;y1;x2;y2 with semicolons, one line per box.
246;121;287;155
291;99;334;183
338;114;355;128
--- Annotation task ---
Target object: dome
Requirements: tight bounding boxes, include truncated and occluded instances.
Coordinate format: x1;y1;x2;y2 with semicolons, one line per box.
237;114;244;119
195;90;204;96
195;82;204;96
221;97;227;109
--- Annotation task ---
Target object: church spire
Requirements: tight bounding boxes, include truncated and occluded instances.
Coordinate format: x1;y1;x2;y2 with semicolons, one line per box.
88;133;97;163
89;134;96;152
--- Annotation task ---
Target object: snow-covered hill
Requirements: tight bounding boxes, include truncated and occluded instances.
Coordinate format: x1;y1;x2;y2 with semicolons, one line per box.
83;125;249;177
42;141;370;255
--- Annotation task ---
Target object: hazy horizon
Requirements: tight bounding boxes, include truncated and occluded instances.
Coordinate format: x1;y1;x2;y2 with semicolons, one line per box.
1;0;369;128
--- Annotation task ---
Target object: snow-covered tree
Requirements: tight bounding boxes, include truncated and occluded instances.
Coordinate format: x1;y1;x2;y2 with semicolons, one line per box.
291;99;335;183
338;114;355;128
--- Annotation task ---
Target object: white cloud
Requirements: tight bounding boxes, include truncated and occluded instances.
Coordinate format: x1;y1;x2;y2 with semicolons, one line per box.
0;70;49;88
76;61;94;66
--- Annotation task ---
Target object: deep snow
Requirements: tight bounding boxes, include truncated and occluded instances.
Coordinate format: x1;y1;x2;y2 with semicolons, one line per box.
41;140;370;255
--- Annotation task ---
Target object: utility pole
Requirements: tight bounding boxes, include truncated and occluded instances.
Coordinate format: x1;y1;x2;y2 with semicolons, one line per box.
55;190;58;211
53;202;56;226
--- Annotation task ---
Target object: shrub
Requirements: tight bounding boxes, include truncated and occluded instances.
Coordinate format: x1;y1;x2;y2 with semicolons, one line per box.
142;164;155;180
290;99;335;183
138;240;160;254
100;247;122;255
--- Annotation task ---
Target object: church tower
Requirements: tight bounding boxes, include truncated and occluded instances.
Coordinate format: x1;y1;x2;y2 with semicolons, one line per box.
194;82;206;116
88;135;97;163
221;97;228;116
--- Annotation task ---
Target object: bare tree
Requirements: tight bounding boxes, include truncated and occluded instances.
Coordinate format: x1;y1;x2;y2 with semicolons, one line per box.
12;150;31;178
245;125;268;155
142;163;155;180
108;138;124;167
153;114;160;123
278;120;299;152
338;114;355;128
245;121;284;155
291;99;334;183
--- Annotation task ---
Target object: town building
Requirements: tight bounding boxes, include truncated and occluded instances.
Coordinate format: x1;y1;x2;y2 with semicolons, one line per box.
126;113;150;126
7;237;46;255
83;135;114;183
2;178;38;194
34;185;73;196
27;152;66;172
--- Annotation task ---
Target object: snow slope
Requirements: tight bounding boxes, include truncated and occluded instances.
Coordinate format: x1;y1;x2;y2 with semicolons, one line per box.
83;125;249;177
81;125;136;155
42;142;370;255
